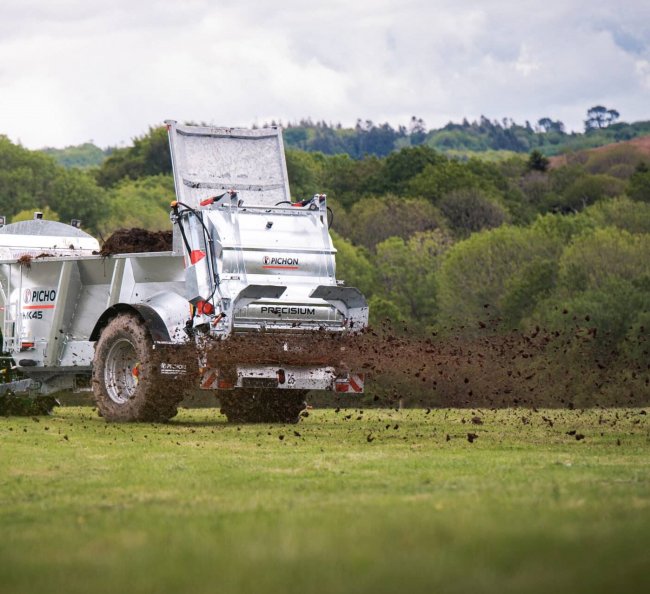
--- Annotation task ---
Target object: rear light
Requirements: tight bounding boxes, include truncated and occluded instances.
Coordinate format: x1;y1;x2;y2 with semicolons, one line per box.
197;300;214;315
277;369;286;385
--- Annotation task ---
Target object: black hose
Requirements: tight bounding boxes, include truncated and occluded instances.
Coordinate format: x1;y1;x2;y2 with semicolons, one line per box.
177;217;192;256
173;201;219;309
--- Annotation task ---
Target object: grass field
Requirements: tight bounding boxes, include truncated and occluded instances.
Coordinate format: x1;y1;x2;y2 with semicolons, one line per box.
1;406;649;594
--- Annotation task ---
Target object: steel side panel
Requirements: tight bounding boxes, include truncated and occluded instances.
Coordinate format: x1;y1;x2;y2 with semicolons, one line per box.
57;341;94;368
0;254;192;372
68;285;112;339
44;260;79;366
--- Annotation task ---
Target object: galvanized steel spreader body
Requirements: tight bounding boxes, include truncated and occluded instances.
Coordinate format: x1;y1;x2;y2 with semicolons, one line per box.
0;122;368;405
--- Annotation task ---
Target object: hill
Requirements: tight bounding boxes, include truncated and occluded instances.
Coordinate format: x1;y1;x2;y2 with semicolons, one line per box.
41;142;111;169
550;135;650;170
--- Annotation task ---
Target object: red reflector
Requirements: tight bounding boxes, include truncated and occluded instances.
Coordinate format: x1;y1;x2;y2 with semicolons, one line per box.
190;250;206;264
217;379;234;390
348;374;364;393
335;382;349;393
200;371;218;389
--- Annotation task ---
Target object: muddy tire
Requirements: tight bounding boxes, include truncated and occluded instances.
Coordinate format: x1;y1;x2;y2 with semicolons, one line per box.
92;313;183;422
220;389;306;424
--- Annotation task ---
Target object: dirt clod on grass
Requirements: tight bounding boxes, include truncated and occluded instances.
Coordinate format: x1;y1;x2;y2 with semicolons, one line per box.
0;393;59;416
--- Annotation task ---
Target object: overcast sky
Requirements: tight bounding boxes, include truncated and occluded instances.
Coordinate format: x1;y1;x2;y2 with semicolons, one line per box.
1;0;649;149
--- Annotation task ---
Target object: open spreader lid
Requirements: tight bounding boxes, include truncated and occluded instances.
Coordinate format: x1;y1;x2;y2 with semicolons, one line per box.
165;120;291;209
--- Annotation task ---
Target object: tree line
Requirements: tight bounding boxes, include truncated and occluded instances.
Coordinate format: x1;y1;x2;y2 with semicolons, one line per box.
42;108;650;171
275;106;650;158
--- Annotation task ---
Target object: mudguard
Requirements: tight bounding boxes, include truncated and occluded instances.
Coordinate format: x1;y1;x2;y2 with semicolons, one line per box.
91;291;190;344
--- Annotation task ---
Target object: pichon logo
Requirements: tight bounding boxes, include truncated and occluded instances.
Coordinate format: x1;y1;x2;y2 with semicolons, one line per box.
24;288;57;303
263;255;299;266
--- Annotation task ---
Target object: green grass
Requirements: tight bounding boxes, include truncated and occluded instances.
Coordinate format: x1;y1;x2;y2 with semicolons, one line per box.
1;406;649;594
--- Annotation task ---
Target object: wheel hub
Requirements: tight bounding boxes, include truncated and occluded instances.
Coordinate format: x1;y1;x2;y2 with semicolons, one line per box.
104;338;140;404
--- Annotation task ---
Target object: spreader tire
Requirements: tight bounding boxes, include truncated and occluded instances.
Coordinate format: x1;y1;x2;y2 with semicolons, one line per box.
220;389;306;424
92;313;183;422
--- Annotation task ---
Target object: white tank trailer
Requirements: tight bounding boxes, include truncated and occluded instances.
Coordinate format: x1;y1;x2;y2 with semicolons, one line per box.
0;122;368;423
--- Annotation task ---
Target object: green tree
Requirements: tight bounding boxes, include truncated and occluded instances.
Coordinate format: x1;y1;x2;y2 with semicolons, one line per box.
501;258;558;327
530;211;595;244
102;175;175;234
368;295;404;327
285;149;324;199
330;231;377;298
537;118;565;133
439;189;508;237
382;145;442;193
437;225;564;325
582;197;650;234
518;171;553;214
41;143;109;169
527;149;549;172
533;277;649;353
95;126;171;187
319;154;384;207
549;174;624;213
342;196;445;250
408;159;494;202
530;228;650;353
374;230;453;325
557;227;650;292
48;169;109;233
0;135;58;218
627;162;650;202
0;135;110;233
408;116;428;144
585;105;620;131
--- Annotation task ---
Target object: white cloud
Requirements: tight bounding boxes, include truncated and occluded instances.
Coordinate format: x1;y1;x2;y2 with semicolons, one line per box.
636;60;650;90
514;45;540;77
0;0;649;148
